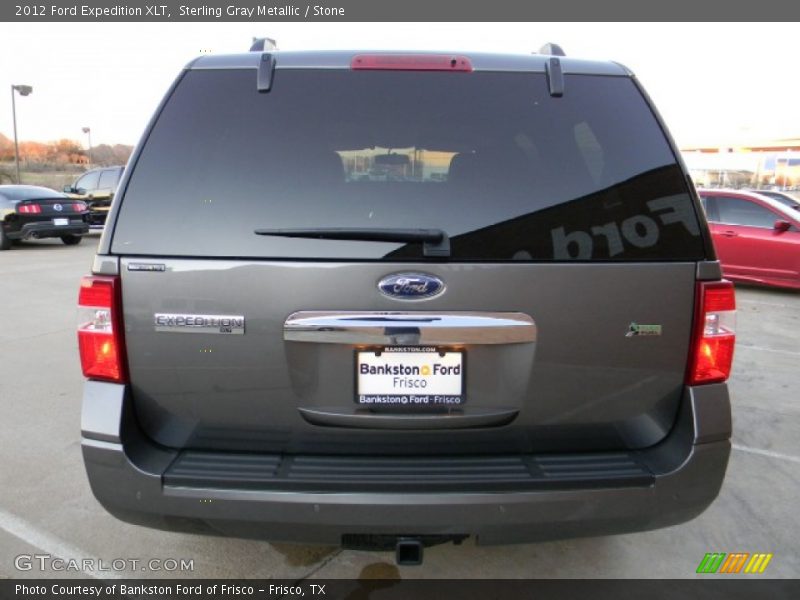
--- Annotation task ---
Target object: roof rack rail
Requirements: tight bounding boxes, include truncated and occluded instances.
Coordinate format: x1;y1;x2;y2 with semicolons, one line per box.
250;37;278;52
539;43;565;57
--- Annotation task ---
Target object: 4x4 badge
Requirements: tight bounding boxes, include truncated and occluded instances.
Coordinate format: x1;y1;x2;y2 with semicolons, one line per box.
626;322;662;337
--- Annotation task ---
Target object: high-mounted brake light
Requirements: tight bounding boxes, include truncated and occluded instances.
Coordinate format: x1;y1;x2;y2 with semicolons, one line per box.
351;54;473;72
687;281;736;385
77;275;127;384
18;204;41;214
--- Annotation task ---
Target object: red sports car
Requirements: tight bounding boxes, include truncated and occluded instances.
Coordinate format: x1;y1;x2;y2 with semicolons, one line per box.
698;189;800;289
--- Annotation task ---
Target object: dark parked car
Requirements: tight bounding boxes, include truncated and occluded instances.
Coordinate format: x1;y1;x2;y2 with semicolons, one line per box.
0;185;88;250
699;189;800;289
64;166;124;228
79;47;735;565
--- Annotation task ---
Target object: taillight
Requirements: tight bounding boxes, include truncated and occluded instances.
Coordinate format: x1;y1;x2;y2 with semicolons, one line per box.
72;202;88;212
351;54;473;71
18;204;41;214
77;276;127;383
687;281;736;385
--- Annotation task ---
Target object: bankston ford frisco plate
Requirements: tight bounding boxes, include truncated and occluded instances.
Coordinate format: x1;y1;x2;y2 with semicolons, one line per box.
356;346;464;407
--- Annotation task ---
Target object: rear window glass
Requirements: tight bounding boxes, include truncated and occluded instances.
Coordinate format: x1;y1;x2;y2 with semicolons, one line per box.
112;69;704;261
0;186;63;201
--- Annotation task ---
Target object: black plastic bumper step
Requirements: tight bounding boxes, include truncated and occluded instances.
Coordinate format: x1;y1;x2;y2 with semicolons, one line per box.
164;451;654;493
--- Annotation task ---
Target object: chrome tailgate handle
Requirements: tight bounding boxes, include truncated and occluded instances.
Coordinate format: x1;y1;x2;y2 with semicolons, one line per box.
284;311;536;345
297;406;519;429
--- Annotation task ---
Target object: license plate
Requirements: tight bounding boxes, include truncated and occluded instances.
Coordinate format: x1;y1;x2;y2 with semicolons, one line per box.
356;346;465;407
53;218;69;226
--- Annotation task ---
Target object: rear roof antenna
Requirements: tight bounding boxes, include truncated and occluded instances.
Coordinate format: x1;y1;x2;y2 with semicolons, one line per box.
251;37;278;52
539;43;565;57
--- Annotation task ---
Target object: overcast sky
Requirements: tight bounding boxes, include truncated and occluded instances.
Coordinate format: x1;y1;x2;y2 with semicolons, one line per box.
1;22;797;149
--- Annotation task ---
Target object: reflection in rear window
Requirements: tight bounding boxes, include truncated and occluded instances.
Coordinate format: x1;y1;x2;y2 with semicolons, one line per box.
337;148;455;183
112;69;704;261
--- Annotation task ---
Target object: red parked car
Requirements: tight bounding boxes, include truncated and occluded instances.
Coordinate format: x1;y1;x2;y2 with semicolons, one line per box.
698;189;800;289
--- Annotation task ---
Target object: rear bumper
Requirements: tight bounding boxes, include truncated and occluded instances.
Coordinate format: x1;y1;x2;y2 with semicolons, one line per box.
87;207;109;227
81;383;731;545
6;219;88;240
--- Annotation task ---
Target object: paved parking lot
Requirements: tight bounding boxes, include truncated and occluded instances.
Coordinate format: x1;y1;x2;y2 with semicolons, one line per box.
0;236;798;579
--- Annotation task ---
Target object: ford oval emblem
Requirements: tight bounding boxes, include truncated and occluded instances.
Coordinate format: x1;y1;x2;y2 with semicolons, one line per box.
378;273;445;301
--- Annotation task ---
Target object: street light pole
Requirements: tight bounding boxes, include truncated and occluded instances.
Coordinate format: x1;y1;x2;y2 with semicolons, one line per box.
11;84;33;184
82;127;92;167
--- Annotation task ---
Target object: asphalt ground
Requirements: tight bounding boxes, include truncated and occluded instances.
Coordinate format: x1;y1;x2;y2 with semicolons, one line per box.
0;235;798;580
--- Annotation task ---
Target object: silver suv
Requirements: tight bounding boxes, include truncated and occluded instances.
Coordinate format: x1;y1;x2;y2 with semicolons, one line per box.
78;48;735;564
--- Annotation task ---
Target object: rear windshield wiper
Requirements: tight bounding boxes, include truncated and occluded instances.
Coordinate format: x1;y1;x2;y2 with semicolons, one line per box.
254;227;451;257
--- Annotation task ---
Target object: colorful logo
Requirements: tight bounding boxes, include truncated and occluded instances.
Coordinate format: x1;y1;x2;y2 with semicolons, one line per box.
696;553;773;574
626;322;662;337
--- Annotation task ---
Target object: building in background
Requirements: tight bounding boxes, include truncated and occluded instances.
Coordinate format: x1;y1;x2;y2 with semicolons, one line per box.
682;137;800;190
